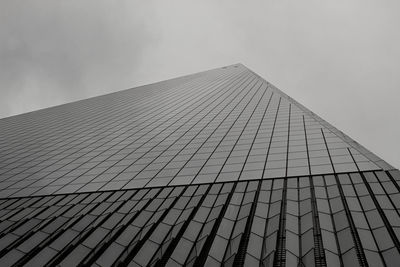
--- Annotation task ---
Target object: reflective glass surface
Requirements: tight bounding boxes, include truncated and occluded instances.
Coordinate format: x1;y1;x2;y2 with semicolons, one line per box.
0;64;393;197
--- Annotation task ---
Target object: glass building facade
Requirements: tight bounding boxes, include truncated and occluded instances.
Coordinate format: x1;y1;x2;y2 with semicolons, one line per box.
0;64;399;266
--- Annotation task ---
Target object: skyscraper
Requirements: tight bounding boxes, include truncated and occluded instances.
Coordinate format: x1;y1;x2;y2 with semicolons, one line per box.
0;64;399;266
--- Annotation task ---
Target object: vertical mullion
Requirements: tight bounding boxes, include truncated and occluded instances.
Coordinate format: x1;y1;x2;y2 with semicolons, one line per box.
309;176;327;266
332;174;368;266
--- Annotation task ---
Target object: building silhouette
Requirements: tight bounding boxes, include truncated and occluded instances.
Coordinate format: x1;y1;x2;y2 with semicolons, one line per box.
0;64;399;266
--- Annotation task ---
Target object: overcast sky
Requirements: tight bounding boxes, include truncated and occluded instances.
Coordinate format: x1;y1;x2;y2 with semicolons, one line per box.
0;0;399;168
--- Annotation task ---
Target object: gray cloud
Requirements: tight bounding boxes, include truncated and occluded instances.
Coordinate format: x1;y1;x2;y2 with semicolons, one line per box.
0;1;156;114
0;0;399;167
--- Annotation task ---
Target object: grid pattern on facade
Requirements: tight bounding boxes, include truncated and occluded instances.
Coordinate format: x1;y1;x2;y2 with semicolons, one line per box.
0;170;399;267
0;64;392;198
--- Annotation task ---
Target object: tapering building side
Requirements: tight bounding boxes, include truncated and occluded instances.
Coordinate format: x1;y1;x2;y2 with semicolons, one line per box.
0;64;399;266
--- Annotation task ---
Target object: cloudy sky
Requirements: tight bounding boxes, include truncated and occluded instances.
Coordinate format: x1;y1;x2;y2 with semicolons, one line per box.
0;0;399;168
